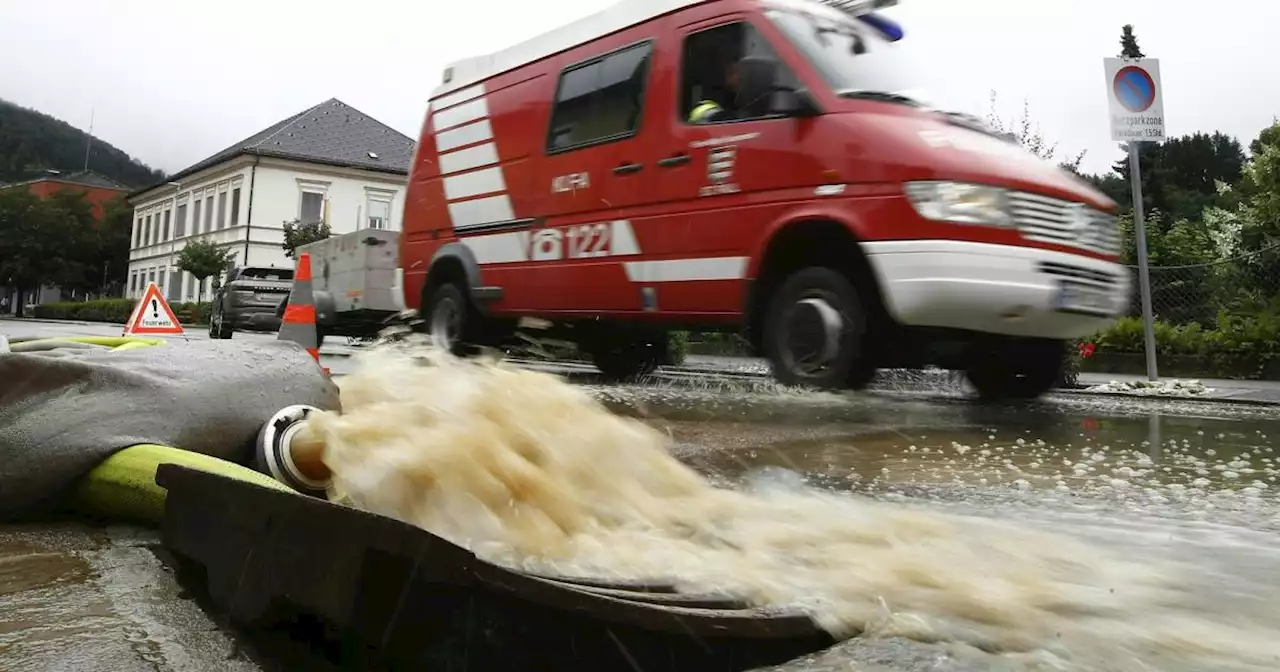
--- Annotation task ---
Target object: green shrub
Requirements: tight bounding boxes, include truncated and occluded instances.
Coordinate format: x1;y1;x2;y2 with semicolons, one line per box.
666;331;689;366
1084;308;1280;378
32;298;211;326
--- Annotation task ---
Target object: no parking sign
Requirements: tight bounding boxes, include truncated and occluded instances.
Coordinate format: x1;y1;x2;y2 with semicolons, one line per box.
1103;58;1165;142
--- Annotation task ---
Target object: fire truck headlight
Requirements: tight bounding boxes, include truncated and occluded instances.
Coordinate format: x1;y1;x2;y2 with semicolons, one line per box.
903;181;1013;228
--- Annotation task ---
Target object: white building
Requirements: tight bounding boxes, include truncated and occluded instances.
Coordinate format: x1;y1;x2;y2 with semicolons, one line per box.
126;98;416;301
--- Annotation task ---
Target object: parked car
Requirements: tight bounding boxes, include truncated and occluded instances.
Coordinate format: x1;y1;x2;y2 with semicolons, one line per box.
209;266;295;339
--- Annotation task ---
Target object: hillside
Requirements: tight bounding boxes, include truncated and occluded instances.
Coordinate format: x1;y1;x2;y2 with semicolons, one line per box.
0;98;165;188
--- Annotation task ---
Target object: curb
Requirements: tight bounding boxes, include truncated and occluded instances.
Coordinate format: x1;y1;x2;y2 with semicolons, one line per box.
1050;387;1280;408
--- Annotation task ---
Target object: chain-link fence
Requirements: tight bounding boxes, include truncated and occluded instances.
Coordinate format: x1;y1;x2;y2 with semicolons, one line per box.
1089;243;1280;382
1127;244;1280;326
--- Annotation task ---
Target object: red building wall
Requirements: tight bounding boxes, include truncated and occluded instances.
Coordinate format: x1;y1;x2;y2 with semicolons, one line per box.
25;180;126;222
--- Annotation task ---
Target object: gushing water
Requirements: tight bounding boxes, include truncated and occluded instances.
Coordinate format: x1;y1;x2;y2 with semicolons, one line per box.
298;340;1280;671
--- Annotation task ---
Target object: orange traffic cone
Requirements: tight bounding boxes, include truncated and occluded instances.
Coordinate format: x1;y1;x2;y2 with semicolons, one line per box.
278;252;329;376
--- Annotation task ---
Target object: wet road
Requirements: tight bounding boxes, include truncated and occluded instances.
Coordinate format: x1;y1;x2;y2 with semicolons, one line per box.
2;336;1279;670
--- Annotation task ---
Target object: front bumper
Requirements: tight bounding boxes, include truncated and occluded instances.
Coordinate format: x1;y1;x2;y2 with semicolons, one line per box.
863;240;1131;340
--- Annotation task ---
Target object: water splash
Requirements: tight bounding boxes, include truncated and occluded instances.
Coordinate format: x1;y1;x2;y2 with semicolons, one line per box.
298;339;1280;671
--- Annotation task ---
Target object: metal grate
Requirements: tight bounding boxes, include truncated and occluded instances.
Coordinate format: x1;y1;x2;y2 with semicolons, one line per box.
1007;191;1122;257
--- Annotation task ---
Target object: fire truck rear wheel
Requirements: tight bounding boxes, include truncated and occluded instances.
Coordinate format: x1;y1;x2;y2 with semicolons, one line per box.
424;283;469;354
964;337;1066;401
586;332;664;382
762;267;875;390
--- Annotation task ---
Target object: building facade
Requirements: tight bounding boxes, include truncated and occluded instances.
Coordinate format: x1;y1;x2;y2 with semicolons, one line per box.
126;98;415;302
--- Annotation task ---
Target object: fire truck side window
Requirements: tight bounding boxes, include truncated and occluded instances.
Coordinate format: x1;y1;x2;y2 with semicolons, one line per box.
680;21;801;124
546;41;654;154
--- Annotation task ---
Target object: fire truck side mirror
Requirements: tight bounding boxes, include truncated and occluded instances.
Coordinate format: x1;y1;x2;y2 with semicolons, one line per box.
738;56;819;119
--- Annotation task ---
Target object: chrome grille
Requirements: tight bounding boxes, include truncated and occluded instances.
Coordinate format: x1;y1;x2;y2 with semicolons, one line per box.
1007;191;1122;256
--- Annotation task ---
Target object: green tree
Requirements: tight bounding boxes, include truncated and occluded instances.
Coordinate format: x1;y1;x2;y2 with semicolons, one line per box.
92;196;134;296
281;218;331;259
175;238;234;305
1120;25;1144;59
0;189;96;315
1111;133;1246;221
1235;122;1280;292
985;92;1086;172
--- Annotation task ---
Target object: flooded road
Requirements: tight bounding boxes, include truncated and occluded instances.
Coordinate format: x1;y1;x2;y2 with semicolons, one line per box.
3;373;1279;671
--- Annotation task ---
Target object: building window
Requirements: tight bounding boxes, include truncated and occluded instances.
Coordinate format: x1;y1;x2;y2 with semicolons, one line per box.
157;266;166;289
134;218;142;248
546;41;653;153
186;273;195;301
230;188;241;227
175;203;187;238
300;192;324;224
192;200;202;236
130;272;137;294
204;196;214;232
144;215;152;246
217;191;228;229
148;268;156;287
162;210;171;241
365;189;395;230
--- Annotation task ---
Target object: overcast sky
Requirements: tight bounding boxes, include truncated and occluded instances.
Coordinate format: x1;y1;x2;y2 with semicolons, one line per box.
3;0;1276;177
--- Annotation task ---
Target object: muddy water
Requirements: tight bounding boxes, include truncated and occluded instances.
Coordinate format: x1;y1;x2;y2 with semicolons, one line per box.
302;344;1280;672
0;524;259;671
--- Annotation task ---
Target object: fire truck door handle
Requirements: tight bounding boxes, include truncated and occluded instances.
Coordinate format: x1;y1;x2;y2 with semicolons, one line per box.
613;162;644;175
657;154;691;168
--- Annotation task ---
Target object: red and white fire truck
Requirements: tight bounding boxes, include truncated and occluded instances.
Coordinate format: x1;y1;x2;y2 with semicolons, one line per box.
316;0;1131;399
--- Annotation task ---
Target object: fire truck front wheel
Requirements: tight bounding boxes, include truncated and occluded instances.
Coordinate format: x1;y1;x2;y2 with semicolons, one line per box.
964;337;1066;401
762;267;875;390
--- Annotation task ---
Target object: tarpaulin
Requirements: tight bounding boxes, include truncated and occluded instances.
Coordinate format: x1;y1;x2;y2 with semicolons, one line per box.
0;339;339;518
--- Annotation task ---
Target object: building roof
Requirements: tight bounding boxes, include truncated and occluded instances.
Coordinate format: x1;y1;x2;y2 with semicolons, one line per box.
1;170;129;191
133;98;417;198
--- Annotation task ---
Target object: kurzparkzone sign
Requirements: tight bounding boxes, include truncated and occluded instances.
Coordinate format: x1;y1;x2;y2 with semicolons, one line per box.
1103;57;1165;142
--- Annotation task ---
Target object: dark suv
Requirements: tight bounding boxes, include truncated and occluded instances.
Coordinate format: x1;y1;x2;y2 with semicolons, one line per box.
209;266;295;339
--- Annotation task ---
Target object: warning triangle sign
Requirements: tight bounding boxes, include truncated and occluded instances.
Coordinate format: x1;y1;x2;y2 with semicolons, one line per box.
124;282;185;336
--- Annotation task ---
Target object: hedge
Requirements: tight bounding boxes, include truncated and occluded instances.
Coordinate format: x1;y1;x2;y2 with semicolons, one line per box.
1081;313;1280;380
32;298;212;326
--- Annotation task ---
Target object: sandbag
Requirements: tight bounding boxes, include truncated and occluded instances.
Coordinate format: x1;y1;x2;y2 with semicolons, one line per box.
0;339;340;518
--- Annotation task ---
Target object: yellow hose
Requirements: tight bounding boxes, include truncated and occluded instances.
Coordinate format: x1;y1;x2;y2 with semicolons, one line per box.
61;336;168;350
70;444;298;525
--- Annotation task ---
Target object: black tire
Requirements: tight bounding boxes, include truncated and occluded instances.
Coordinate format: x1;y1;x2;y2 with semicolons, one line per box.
587;333;665;382
210;306;233;339
762;267;875;390
964;337;1066;401
423;282;469;354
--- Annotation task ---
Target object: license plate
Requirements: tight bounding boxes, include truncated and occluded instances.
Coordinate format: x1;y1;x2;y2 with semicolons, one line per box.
1056;283;1113;315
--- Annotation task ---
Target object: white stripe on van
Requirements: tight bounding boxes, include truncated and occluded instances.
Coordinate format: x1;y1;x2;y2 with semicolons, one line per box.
432;97;489;132
435;119;493;153
439;142;500;176
624;257;748;283
449;195;516;231
433;83;486;111
460;230;531;265
443;167;507;201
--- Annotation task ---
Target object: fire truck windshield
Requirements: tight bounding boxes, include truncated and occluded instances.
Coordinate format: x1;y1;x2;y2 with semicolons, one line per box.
765;8;924;107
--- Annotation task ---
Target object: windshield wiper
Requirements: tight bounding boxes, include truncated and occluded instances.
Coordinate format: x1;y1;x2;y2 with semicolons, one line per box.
836;90;920;106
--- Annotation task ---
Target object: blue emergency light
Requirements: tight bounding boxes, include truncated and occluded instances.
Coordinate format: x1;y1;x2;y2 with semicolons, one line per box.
816;0;905;42
857;12;904;42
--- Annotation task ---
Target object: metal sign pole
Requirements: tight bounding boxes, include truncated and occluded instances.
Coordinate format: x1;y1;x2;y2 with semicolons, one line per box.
1128;142;1159;381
